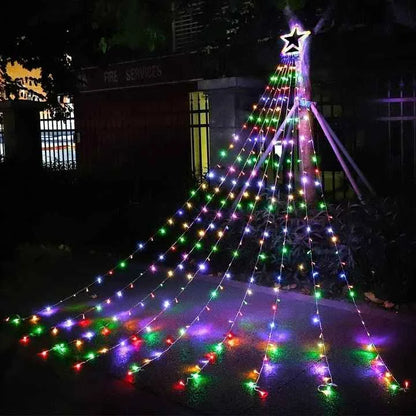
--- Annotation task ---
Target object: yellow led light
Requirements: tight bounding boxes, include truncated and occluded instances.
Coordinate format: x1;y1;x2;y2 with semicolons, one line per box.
198;230;205;237
168;270;174;277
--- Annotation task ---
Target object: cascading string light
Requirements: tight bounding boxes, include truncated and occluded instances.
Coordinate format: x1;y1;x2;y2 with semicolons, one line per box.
252;108;297;396
188;128;294;400
120;118;283;380
11;63;291;325
72;87;294;371
305;113;405;392
72;132;274;370
296;104;336;397
19;65;293;347
180;61;297;397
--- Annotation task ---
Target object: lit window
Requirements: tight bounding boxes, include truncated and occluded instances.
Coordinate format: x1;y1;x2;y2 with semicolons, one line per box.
190;91;210;182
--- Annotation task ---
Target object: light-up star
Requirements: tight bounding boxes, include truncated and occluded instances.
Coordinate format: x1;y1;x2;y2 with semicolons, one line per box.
280;26;311;55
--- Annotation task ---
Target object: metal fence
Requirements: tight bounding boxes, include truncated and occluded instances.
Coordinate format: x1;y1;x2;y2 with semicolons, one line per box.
374;76;416;186
40;104;76;170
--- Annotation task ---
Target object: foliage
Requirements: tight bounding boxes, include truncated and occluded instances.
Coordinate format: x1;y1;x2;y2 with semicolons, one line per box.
221;193;416;301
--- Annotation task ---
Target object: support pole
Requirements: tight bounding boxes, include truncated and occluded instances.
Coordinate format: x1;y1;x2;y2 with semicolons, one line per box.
231;102;298;210
310;103;375;195
310;103;364;202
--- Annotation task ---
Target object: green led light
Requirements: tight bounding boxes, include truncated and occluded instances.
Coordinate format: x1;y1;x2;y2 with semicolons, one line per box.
86;352;95;360
233;251;239;258
179;328;186;336
259;253;267;260
215;343;223;353
96;304;102;312
282;247;288;254
220;150;227;158
319;202;326;209
315;291;322;299
11;318;20;326
130;363;141;373
237;156;242;162
211;291;218;298
220;200;226;206
248;115;254;121
33;325;44;335
159;228;167;235
246;381;257;390
195;242;202;250
53;343;68;355
206;194;213;201
349;291;355;298
120;261;126;268
312;156;317;163
179;236;186;243
212;245;218;252
190;190;196;196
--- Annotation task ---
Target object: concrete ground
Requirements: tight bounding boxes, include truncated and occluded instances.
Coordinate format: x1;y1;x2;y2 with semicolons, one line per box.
1;264;415;415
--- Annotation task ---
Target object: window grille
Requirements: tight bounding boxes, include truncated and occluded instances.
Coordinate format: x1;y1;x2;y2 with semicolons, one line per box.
190;91;210;181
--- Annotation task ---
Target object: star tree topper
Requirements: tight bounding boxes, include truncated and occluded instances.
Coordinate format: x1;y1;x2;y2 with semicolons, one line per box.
280;26;311;55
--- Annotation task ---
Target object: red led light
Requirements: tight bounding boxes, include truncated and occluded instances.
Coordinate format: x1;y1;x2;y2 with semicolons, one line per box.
74;363;82;371
20;336;29;344
101;327;111;336
173;380;186;391
258;389;268;399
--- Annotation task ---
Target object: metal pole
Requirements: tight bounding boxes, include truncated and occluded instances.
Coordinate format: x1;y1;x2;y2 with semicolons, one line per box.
310;103;364;202
310;103;375;195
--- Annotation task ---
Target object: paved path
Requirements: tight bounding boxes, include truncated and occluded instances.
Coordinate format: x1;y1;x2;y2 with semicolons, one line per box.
1;267;415;414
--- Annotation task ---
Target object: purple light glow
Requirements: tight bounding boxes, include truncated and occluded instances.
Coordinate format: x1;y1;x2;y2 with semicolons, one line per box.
84;331;95;340
41;306;57;317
